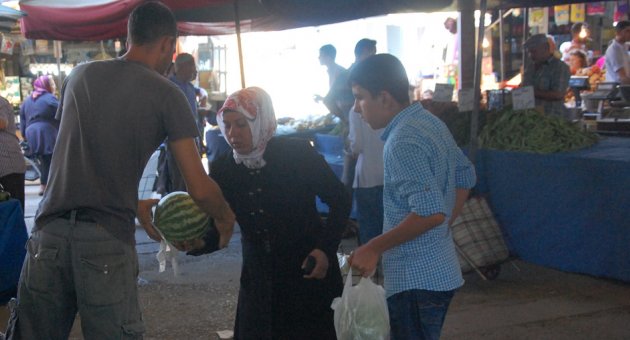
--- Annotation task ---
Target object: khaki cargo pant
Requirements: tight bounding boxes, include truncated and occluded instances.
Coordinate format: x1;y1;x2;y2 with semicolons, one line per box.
4;214;144;339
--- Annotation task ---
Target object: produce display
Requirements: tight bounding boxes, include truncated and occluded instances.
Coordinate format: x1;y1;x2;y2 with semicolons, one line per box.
277;113;337;132
479;109;598;154
420;99;486;147
153;191;211;242
575;64;605;86
565;65;606;106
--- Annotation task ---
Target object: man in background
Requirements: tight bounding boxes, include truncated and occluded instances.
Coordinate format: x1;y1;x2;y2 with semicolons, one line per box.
161;53;209;193
559;22;590;63
605;20;630;85
339;38;377;193
169;53;208;139
521;33;570;118
314;44;346;104
347;38;383;248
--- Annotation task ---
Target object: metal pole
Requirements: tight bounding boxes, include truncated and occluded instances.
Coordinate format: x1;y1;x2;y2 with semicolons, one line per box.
522;7;528;69
234;0;246;89
499;9;505;84
468;0;487;164
54;41;63;91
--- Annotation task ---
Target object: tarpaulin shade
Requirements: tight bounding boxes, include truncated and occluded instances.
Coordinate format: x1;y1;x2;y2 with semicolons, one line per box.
260;0;454;26
18;0;460;41
18;0;273;40
19;0;133;40
19;0;612;41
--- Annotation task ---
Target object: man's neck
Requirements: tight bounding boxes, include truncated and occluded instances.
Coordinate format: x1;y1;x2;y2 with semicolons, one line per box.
122;46;159;72
534;54;553;65
174;73;190;83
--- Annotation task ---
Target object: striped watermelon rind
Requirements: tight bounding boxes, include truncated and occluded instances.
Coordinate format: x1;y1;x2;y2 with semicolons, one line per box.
154;191;210;242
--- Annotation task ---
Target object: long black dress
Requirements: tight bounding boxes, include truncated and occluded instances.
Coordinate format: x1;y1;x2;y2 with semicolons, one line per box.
210;137;351;340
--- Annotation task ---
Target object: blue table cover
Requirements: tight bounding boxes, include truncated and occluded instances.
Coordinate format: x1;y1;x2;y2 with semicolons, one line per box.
313;133;358;219
0;199;28;304
475;137;630;282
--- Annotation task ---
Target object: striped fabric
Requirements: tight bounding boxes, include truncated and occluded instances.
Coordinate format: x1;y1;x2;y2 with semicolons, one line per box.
450;197;509;272
380;102;476;298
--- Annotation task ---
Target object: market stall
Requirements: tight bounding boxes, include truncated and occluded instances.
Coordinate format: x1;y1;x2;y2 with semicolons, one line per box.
474;136;630;282
13;0;628;284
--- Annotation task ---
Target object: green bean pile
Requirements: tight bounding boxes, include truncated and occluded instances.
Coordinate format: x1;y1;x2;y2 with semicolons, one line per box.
479;109;598;154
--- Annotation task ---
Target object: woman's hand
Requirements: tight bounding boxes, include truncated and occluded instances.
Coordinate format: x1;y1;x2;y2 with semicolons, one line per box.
137;199;161;242
303;248;329;280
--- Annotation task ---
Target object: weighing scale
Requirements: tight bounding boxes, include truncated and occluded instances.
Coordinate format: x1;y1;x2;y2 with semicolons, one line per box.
568;76;589;108
579;81;630;135
581;82;618;120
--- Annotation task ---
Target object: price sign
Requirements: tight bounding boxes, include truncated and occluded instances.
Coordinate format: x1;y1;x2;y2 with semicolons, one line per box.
458;89;475;112
511;86;536;111
433;83;454;102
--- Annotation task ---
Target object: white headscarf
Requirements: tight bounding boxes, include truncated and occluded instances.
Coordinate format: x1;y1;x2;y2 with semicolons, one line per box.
217;87;277;169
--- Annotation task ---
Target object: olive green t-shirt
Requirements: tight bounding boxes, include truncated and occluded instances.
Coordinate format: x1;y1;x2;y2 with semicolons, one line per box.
35;59;198;244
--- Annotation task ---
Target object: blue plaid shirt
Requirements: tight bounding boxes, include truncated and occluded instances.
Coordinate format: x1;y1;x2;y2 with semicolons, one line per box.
381;102;476;297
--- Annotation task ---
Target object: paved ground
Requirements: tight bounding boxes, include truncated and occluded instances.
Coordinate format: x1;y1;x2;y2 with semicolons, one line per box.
3;181;630;339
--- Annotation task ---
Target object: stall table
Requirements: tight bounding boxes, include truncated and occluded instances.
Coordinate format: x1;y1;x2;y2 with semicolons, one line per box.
312;133;357;218
475;137;630;282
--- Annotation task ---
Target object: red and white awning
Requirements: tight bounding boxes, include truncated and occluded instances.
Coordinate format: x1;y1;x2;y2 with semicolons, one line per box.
18;0;273;41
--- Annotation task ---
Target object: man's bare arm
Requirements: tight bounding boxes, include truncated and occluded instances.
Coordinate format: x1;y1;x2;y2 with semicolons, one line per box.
617;68;630;84
168;137;235;248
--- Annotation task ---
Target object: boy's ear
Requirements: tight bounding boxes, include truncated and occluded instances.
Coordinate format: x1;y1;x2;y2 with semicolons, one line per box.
380;90;396;109
381;90;406;116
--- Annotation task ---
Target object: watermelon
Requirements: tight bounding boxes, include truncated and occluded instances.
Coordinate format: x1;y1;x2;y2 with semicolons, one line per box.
153;191;210;242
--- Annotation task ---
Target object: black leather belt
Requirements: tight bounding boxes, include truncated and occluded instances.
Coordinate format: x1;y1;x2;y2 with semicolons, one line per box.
60;210;97;223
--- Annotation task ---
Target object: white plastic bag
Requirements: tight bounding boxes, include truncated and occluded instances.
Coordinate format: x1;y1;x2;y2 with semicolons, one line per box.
331;269;390;340
337;252;350;276
156;239;179;277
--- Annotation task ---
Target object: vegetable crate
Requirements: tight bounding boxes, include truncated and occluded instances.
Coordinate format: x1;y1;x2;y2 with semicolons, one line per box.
450;196;509;280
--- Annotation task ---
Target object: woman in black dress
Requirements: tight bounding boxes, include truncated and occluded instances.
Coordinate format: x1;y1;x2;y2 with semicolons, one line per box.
199;87;351;339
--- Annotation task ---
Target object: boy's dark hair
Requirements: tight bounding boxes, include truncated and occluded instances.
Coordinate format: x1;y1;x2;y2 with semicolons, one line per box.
349;53;409;104
616;20;630;33
319;44;337;59
128;1;178;46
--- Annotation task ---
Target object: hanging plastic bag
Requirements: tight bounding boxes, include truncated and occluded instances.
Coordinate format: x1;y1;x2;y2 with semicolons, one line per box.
337;252;350;276
331;268;390;340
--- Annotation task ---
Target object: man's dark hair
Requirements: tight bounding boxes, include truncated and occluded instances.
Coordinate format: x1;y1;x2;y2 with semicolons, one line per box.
354;38;377;58
127;1;177;46
319;44;336;59
616;20;630;33
175;52;194;66
571;22;586;35
349;53;409;104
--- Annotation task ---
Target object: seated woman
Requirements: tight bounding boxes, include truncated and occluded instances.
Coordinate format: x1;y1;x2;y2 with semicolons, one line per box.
569;50;588;75
191;87;351;339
